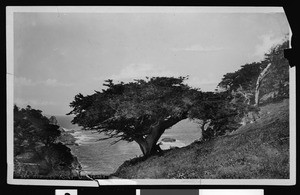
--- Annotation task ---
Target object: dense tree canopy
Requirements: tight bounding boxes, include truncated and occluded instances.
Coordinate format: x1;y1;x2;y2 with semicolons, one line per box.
68;77;244;156
218;62;267;93
218;40;289;105
14;105;81;178
259;40;289;101
14;105;61;155
68;77;200;155
188;91;239;140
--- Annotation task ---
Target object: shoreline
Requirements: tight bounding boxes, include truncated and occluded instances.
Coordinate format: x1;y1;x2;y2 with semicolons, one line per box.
58;127;193;177
56;127;79;146
58;128;116;176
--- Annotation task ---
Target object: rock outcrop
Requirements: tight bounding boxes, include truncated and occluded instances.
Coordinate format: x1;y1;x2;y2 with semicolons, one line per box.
14;142;81;178
158;137;186;150
49;116;59;125
161;137;176;142
56;129;78;146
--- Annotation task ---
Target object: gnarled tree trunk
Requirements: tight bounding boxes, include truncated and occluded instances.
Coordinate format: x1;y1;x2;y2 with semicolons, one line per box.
255;63;272;106
134;114;188;157
134;137;148;156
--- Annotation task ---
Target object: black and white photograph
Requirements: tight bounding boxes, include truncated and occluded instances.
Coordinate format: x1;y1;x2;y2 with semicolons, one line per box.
6;6;295;186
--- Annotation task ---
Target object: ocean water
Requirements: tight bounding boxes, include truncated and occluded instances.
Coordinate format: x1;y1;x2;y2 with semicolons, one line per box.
55;115;201;175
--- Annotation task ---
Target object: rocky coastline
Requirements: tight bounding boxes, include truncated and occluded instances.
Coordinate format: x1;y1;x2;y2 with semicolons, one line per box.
14;113;82;179
56;127;79;146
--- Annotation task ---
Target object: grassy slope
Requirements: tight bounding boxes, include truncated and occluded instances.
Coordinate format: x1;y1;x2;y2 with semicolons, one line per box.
112;99;289;179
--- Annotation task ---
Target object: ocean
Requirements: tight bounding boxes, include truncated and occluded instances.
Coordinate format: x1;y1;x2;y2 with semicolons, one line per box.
55;115;201;175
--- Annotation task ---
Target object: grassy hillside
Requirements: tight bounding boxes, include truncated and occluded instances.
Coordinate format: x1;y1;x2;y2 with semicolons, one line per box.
112;99;289;179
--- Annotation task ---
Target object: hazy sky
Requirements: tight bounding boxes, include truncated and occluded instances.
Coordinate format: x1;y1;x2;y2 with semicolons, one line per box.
13;10;290;115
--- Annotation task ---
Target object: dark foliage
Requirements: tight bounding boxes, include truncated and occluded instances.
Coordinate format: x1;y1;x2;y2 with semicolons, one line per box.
218;61;267;95
68;77;248;156
14;105;61;155
218;40;289;105
13;105;80;178
259;41;290;102
68;77;196;138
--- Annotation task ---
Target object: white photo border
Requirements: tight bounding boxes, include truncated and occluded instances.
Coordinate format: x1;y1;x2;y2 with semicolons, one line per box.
6;6;296;186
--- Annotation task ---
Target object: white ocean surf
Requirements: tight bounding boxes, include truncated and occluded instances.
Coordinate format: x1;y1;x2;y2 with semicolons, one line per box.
56;116;201;175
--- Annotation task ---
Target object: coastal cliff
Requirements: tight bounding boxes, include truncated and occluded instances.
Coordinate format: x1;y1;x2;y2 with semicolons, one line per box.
14;109;82;179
